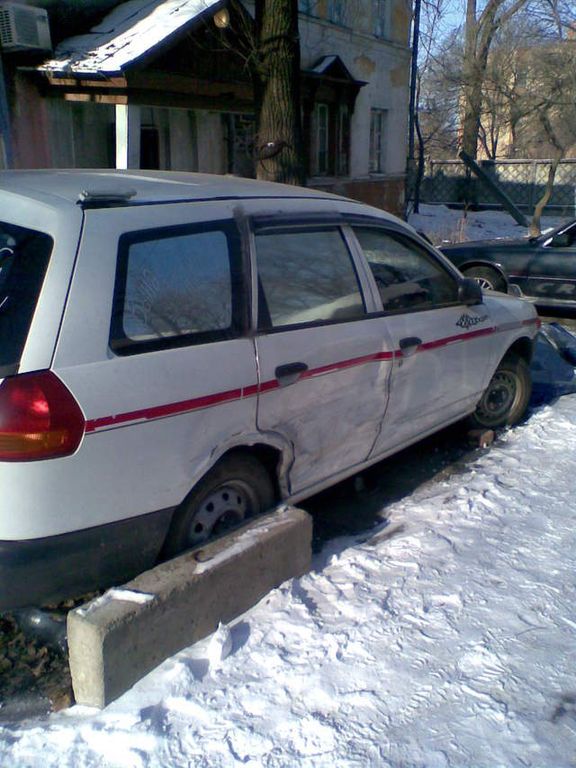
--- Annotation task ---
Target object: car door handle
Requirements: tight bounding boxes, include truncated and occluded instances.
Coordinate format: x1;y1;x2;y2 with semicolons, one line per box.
399;336;422;356
275;361;309;386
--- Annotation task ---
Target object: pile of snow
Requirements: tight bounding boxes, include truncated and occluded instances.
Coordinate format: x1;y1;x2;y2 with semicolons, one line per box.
0;206;574;767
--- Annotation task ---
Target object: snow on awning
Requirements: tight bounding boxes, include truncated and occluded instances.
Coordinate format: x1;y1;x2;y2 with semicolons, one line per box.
308;55;339;75
38;0;224;77
304;55;366;86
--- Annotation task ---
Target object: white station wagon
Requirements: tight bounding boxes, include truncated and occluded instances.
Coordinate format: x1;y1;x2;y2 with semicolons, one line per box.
0;170;539;608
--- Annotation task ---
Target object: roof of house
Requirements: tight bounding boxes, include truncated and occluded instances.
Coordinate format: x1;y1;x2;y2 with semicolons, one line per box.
38;0;223;76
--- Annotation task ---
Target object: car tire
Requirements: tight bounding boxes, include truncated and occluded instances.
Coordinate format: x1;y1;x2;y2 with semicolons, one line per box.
162;453;276;557
463;266;507;293
468;354;531;430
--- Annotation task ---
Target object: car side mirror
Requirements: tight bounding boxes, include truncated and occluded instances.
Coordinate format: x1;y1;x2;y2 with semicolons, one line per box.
458;277;483;306
551;232;572;248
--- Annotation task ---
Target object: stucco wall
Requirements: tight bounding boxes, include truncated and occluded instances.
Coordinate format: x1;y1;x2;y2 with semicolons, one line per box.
169;109;198;171
298;3;412;181
294;1;412;215
46;100;114;167
311;176;406;217
196;112;226;175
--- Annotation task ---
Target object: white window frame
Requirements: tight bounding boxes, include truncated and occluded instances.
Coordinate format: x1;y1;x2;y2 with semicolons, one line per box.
328;0;345;25
372;0;387;38
369;108;387;174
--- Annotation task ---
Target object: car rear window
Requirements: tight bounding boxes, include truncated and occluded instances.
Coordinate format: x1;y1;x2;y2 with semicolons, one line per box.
0;222;53;376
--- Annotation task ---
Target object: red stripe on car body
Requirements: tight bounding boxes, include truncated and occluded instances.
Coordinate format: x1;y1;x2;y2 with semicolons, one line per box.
301;350;394;379
416;326;496;354
524;317;541;328
85;388;242;432
85;320;535;433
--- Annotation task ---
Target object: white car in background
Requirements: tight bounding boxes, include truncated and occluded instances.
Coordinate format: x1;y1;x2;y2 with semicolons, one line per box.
0;170;539;609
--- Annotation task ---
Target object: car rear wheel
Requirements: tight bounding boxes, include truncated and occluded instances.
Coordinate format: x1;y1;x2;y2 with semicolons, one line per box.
463;266;507;293
162;453;275;557
468;354;531;429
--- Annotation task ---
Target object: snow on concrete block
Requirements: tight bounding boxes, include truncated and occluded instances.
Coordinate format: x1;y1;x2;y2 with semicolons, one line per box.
67;506;312;708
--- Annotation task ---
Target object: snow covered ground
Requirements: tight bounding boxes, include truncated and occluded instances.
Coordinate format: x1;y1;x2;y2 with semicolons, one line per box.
1;207;575;767
408;203;565;245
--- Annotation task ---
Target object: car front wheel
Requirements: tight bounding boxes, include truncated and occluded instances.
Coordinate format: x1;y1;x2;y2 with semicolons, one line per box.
463;266;507;293
469;354;531;429
163;453;275;557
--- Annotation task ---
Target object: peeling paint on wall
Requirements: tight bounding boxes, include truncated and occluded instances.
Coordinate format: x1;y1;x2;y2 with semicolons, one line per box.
392;3;411;44
390;63;410;87
354;54;376;77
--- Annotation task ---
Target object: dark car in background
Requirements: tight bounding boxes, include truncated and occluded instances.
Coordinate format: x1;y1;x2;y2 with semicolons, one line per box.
440;218;576;310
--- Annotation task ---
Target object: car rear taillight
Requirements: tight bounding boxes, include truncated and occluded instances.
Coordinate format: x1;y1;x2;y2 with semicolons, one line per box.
0;371;85;461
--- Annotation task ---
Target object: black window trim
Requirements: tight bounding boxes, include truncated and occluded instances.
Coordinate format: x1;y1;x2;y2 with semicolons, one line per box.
251;211;346;232
110;219;247;356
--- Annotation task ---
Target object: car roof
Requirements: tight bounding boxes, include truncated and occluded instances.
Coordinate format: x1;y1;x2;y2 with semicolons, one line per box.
0;169;353;209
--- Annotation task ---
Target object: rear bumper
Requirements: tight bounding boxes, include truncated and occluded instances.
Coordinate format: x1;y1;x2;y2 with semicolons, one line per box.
0;508;174;611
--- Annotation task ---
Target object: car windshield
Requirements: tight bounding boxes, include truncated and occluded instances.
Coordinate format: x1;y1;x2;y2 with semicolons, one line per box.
537;218;576;244
0;222;53;376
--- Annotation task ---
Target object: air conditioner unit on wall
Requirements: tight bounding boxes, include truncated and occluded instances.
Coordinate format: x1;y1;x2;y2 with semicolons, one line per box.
0;2;51;53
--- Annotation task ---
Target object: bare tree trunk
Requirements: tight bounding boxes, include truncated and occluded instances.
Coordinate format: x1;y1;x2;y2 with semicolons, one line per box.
460;0;481;158
460;0;527;159
254;0;305;185
529;158;560;238
461;0;499;158
529;112;564;237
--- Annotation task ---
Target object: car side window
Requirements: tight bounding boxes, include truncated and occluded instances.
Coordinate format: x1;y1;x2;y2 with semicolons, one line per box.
110;221;243;354
254;227;366;329
353;226;459;313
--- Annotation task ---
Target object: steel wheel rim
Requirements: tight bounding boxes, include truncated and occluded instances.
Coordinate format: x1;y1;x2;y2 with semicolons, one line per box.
188;481;256;546
475;370;519;427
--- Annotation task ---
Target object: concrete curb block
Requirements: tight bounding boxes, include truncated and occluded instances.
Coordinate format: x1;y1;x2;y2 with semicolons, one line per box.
67;506;313;708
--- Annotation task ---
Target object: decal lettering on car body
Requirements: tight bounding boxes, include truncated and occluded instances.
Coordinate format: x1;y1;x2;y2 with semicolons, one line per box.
456;313;489;330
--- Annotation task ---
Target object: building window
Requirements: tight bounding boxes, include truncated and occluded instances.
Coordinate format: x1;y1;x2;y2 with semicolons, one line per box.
328;0;345;24
372;0;387;37
312;102;350;177
224;113;255;178
369;109;387;173
316;103;329;175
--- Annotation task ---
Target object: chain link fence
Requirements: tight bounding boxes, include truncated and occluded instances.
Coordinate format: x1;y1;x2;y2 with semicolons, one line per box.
420;158;576;216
